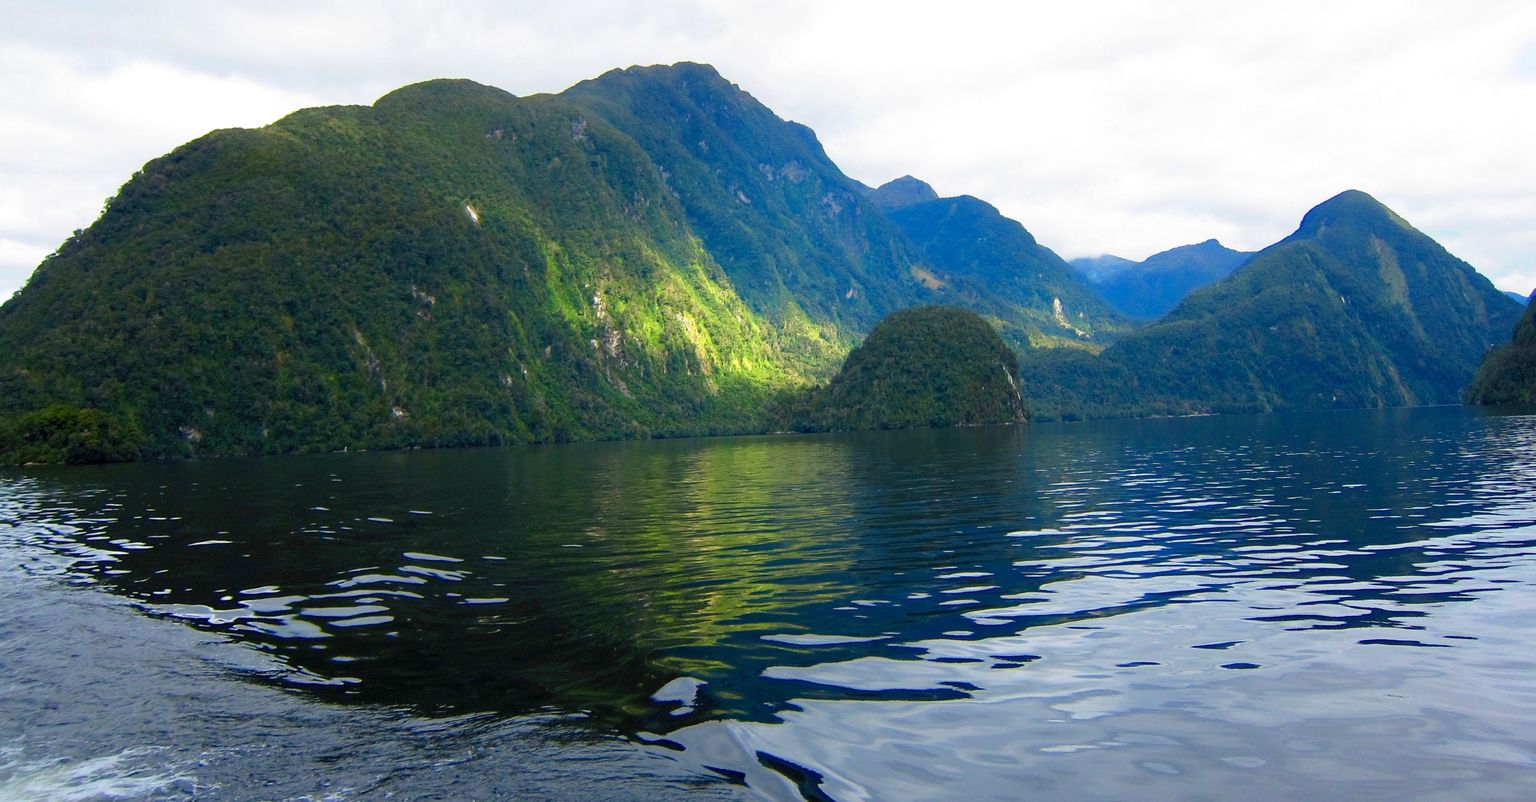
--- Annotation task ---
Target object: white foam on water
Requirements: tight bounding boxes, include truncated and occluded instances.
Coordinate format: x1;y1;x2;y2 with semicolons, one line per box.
401;551;461;563
0;748;189;801
761;633;891;646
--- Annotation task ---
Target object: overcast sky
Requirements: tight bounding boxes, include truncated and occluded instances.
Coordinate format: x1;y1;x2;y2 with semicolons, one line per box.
3;1;1534;300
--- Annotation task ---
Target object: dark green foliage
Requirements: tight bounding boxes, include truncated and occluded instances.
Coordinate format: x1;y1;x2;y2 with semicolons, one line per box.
0;63;1515;462
0;406;145;464
562;63;927;337
885;195;1129;350
1015;348;1143;421
0;63;1141;464
797;306;1027;430
0;74;820;460
1466;296;1536;404
1075;239;1253;320
1025;190;1523;419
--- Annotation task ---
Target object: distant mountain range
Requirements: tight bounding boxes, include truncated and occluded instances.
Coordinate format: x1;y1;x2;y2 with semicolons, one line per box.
0;63;1521;461
1071;240;1254;319
1023;190;1521;418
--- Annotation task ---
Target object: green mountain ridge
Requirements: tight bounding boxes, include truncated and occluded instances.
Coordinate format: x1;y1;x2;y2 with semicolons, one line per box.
886;194;1129;349
0;64;1125;461
1071;253;1139;282
0;63;1518;463
1023;190;1522;419
0;71;822;458
562;64;925;336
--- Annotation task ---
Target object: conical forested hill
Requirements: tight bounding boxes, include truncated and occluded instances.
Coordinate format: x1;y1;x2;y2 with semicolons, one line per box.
1021;190;1523;418
799;306;1027;430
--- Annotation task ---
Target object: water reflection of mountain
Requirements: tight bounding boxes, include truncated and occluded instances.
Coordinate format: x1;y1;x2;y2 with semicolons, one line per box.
2;407;1534;749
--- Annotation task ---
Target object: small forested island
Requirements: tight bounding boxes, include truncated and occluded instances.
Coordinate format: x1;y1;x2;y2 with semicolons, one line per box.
0;63;1524;464
792;306;1027;431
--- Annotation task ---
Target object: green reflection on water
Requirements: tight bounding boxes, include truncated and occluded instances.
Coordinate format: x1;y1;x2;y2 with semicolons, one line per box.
5;407;1534;732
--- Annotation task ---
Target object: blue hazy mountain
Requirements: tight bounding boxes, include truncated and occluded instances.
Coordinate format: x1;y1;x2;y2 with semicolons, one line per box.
1072;239;1254;319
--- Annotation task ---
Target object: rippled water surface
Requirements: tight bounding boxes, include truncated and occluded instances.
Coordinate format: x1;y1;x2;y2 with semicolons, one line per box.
4;406;1536;800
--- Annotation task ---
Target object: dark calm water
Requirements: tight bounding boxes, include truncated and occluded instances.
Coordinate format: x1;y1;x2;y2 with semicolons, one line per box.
4;406;1536;800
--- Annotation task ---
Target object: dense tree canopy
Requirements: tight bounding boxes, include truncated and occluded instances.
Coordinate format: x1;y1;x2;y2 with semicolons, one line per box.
0;66;1516;463
1020;191;1521;418
797;306;1027;431
1466;296;1536;405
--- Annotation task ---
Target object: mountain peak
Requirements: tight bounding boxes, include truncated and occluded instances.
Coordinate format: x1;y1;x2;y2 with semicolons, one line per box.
1080;239;1253;319
373;78;517;112
1295;189;1412;237
575;61;739;98
865;176;939;210
615;61;725;79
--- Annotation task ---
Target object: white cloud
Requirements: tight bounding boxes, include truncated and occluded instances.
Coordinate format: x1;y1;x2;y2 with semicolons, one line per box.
0;41;322;295
1;0;1533;297
734;2;1536;291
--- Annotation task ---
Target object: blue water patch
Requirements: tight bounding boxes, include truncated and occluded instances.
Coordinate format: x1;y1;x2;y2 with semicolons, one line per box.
3;406;1536;800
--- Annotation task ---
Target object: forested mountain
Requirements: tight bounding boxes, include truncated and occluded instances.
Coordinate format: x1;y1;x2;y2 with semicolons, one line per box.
0;61;1518;463
1;74;813;459
1466;298;1536;405
1023;191;1523;419
886;194;1129;350
1504;290;1530;306
0;64;1123;461
1072;240;1253;319
561;64;926;336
